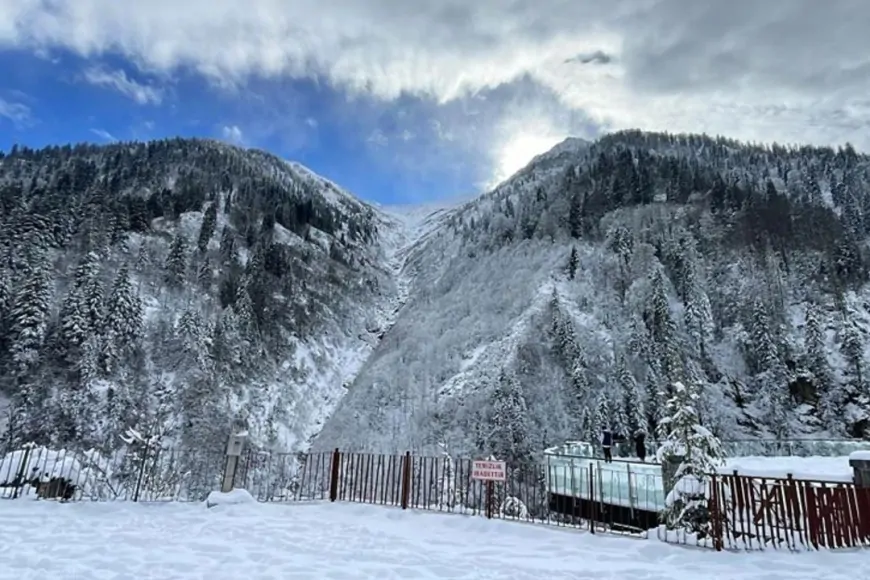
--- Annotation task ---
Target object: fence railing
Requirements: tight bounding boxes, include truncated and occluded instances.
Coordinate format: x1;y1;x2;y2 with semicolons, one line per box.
2;443;869;553
658;472;870;552
571;439;870;462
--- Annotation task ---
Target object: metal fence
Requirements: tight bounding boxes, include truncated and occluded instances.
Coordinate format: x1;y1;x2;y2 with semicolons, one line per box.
3;443;868;553
658;472;870;552
0;443;659;535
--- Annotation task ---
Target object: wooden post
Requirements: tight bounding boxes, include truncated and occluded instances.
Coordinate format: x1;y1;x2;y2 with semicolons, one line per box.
220;432;247;493
11;443;34;500
485;480;494;519
400;451;412;509
709;472;724;552
588;462;596;533
329;448;341;502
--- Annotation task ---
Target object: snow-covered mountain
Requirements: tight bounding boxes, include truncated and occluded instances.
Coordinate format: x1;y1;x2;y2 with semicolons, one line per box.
0;139;401;453
2;131;870;462
313;131;870;460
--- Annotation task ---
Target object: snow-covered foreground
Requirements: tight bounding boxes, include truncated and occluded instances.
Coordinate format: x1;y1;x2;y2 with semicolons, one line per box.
0;501;865;580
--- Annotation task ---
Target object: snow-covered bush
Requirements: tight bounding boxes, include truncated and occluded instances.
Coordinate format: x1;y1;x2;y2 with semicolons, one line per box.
500;496;529;519
0;444;118;499
656;381;724;537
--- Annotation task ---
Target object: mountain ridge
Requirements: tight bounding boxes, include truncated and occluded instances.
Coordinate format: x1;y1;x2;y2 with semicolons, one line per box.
2;131;870;465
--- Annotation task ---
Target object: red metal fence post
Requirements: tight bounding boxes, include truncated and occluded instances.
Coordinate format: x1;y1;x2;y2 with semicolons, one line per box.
400;451;412;509
329;448;341;502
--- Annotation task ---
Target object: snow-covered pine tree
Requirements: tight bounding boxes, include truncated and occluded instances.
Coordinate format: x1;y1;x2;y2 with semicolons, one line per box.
218;225;236;266
592;391;610;439
648;267;683;388
79;252;105;336
617;355;645;435
104;265;143;352
489;368;533;472
838;315;869;436
164;232;188;289
683;262;715;363
59;252;103;357
9;249;52;373
804;302;836;427
197;200;218;253
566;246;578;280
569;358;590;420
656;380;724;536
748;297;789;437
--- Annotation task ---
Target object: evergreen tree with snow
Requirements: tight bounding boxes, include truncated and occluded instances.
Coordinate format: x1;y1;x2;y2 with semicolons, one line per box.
804;302;835;426
489;368;533;472
592;391;610;438
837;314;869;436
197;200;218;253
105;265;143;349
648;267;683;387
566;246;578;280
8;251;52;373
164;232;188;289
748;297;790;437
101;265;143;374
617;355;645;435
58;252;104;361
656;381;725;536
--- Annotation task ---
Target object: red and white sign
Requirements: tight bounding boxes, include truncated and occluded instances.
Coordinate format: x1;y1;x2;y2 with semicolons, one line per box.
471;459;506;482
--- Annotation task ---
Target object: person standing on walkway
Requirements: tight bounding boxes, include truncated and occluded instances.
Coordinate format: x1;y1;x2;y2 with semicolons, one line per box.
634;430;647;462
600;428;613;463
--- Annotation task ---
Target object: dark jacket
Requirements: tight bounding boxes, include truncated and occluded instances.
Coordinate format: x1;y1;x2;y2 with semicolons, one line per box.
600;430;613;447
634;432;647;459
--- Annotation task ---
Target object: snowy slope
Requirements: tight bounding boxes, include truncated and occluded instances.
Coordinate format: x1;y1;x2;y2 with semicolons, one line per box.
0;501;861;579
314;131;870;456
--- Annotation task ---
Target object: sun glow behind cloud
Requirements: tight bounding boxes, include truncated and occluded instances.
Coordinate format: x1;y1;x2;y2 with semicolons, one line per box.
485;112;568;190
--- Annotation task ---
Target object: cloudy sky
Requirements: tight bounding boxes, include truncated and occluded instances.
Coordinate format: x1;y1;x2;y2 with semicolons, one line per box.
0;1;867;204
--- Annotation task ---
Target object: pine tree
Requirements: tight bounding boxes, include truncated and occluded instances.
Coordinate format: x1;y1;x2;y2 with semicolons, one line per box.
749;298;789;436
839;316;867;435
219;226;236;266
566;246;578;280
592;391;610;437
649;268;683;387
196;256;213;291
9;251;52;373
197;200;218;253
684;284;715;361
489;369;533;470
656;381;724;535
102;265;143;374
617;356;645;435
59;252;104;356
164;232;188;289
804;302;835;425
79;253;105;336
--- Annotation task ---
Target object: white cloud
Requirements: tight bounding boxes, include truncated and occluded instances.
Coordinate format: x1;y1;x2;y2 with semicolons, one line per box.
90;127;117;141
0;97;31;126
2;1;869;185
366;129;388;148
221;124;245;145
83;67;163;105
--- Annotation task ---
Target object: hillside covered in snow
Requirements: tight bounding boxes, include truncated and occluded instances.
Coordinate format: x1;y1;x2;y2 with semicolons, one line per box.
0;138;399;453
314;130;870;462
2;131;870;462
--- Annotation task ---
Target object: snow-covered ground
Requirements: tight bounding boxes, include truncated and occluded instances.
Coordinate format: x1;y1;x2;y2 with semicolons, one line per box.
0;501;863;579
719;455;854;482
